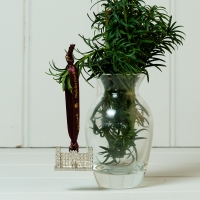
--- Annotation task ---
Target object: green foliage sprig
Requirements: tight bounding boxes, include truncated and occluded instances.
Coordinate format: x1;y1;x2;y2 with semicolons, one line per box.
46;61;73;92
75;0;185;82
47;0;184;90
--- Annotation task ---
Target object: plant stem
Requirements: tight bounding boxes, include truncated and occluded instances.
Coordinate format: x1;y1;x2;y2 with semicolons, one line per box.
131;0;134;15
126;89;136;131
123;0;129;33
123;0;127;24
105;8;111;48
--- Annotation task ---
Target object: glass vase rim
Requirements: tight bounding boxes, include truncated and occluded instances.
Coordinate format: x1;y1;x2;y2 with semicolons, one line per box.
97;73;145;77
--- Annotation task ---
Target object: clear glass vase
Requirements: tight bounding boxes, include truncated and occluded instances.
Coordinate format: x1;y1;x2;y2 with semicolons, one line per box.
85;74;153;189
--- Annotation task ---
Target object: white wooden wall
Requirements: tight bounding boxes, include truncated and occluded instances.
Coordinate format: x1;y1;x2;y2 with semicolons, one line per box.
0;0;199;147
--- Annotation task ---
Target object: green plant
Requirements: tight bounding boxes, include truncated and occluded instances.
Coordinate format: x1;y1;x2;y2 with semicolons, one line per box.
47;0;184;165
76;0;185;82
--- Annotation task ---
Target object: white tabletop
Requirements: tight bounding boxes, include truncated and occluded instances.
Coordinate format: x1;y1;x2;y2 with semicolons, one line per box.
0;148;200;200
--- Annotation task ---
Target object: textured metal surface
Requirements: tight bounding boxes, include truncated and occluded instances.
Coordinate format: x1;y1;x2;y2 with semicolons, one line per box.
55;147;93;171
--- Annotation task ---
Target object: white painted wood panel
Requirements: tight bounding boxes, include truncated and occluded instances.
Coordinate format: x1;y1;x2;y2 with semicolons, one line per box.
0;0;23;147
176;0;200;146
0;188;200;200
0;148;200;200
28;0;97;147
0;177;200;200
0;0;199;148
0;148;199;177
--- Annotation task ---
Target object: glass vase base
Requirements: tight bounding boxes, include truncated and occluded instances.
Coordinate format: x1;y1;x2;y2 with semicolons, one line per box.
94;170;145;189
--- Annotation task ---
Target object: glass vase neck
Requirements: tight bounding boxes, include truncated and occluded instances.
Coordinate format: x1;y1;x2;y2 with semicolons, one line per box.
98;74;145;92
